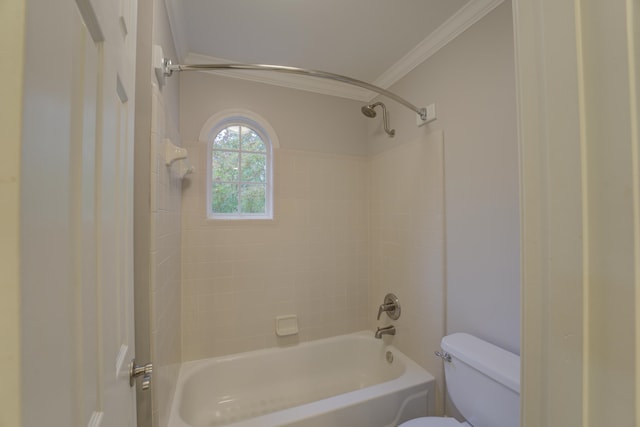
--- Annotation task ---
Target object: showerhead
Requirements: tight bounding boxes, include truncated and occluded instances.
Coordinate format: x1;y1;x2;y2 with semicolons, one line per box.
361;104;377;118
360;102;395;137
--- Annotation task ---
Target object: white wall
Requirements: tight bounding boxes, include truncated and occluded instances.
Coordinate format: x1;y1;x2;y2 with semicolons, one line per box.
367;1;520;355
180;73;370;361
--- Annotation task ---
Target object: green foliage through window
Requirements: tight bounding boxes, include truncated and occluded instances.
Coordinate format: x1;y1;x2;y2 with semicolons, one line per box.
211;125;269;216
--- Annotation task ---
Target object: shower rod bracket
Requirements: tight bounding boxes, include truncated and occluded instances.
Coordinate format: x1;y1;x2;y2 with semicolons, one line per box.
162;58;430;123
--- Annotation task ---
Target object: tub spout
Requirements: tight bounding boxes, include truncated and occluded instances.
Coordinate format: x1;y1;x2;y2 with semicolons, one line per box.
375;325;396;339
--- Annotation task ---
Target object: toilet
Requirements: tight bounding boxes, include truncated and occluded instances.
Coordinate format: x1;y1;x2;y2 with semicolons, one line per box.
400;333;520;427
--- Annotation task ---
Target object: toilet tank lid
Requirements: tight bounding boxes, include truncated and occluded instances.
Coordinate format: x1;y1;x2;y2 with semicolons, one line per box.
441;333;520;393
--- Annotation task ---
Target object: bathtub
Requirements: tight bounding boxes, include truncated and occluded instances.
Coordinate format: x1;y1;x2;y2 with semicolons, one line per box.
168;331;435;427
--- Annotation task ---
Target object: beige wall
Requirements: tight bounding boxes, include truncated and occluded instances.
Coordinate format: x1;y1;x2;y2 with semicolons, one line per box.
367;1;520;355
0;0;24;425
180;73;370;360
180;73;369;156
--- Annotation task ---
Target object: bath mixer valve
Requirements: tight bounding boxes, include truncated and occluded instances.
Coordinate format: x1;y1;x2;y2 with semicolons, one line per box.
377;293;401;320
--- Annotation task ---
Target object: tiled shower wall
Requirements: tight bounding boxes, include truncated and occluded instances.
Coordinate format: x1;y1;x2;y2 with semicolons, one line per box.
181;145;370;360
149;84;182;427
369;131;445;413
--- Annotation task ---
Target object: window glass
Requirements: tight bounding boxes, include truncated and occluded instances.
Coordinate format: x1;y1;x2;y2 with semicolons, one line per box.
213;126;240;150
209;122;272;219
241;127;266;152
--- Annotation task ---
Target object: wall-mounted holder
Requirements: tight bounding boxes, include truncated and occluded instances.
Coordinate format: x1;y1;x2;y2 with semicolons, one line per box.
275;314;299;337
417;103;437;127
176;159;194;179
377;293;401;320
164;138;192;179
153;45;167;88
164;138;188;166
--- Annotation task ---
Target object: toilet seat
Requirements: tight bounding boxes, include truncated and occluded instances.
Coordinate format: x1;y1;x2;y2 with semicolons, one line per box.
399;417;469;427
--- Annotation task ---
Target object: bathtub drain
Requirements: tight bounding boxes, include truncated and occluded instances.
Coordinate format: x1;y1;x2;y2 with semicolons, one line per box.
385;351;394;364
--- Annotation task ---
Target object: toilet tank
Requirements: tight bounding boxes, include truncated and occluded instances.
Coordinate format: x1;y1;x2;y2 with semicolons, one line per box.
441;333;520;427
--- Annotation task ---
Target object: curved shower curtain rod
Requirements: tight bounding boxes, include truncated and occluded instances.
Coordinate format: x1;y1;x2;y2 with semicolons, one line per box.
162;58;428;122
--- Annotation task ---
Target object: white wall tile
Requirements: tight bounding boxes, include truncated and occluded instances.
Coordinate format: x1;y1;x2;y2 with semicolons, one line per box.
181;148;369;361
149;82;182;427
369;131;446;415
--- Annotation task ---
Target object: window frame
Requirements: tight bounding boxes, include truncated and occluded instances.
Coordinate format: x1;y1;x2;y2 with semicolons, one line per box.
202;110;278;220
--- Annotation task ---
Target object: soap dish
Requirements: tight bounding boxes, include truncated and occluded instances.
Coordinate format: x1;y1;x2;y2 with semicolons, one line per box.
275;315;299;337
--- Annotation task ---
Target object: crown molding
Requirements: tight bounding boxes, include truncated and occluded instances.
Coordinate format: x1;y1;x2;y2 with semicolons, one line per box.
183;53;375;102
372;0;506;92
166;0;506;101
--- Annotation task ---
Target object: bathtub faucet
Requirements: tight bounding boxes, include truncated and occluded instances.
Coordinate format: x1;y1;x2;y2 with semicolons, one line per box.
375;325;396;339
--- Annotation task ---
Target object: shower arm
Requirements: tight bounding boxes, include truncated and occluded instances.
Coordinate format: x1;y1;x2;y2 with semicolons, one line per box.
162;59;428;121
376;102;396;137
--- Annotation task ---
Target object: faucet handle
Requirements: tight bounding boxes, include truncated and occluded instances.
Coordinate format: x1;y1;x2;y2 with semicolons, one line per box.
377;303;390;320
377;293;401;320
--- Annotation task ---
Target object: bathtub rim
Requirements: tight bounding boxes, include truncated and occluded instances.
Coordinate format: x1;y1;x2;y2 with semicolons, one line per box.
169;330;435;427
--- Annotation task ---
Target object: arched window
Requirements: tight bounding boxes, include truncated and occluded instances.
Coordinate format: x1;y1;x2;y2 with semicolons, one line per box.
202;110;277;219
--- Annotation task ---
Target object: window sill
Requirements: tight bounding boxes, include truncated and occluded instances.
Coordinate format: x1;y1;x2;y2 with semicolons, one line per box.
205;217;276;226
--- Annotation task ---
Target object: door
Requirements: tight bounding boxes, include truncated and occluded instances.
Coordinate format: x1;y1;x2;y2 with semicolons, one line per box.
515;0;640;425
20;0;138;425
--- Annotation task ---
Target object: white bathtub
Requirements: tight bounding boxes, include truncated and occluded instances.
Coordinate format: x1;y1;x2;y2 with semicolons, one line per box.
168;331;435;427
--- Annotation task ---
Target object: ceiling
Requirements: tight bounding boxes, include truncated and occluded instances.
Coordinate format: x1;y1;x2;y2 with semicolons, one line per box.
164;0;504;100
